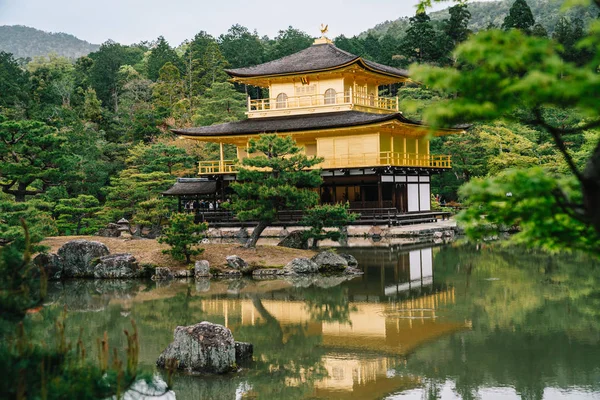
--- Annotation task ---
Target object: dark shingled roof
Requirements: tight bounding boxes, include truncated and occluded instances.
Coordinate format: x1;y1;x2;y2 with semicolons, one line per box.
173;111;423;137
163;179;217;196
225;43;409;79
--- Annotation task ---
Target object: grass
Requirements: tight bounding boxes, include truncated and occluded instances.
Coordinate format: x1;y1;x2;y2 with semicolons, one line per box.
40;236;316;270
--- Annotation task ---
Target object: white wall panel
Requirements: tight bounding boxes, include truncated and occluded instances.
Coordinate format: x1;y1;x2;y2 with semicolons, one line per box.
408;184;419;212
419;183;431;211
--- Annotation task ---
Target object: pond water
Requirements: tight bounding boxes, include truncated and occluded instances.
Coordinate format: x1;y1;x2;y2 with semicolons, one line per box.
26;243;600;399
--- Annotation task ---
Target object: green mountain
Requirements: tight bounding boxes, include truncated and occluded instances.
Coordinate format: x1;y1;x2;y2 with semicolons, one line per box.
0;25;100;60
362;0;599;39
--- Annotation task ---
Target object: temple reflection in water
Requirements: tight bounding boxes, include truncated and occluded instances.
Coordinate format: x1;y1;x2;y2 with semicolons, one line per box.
179;246;467;399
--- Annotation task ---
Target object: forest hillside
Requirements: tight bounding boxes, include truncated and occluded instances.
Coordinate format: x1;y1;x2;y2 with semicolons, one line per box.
0;25;100;60
363;0;599;38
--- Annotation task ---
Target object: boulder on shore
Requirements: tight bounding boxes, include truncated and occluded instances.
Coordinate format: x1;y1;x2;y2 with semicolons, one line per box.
152;267;173;281
338;253;358;267
226;255;250;273
156;321;251;374
311;251;348;273
283;257;319;274
58;240;110;278
277;230;308;249
195;260;211;278
94;253;140;279
32;253;63;280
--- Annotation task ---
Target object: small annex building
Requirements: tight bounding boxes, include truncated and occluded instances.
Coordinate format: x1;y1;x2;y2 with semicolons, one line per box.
171;34;465;214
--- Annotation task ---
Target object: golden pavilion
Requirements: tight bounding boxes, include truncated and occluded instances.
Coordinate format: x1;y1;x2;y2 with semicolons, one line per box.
172;33;464;215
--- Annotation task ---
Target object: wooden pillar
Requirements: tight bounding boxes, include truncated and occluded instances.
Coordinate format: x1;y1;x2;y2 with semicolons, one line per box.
361;182;365;208
403;137;407;166
247;96;251;112
333;183;337;203
377;178;383;208
390;135;394;165
415;138;419;167
219;142;225;172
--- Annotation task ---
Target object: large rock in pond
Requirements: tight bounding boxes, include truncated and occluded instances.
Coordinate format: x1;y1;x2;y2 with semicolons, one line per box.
156;321;251;374
33;253;63;280
277;230;308;249
195;260;211;278
94;253;140;279
58;240;110;278
283;257;319;274
311;251;348;273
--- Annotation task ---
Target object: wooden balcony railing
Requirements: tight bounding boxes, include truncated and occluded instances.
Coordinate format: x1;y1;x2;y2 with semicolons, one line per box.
248;92;399;113
319;152;452;169
198;160;237;174
198;152;451;175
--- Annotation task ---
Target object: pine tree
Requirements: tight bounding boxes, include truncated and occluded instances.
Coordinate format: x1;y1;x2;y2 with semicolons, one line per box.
531;23;548;38
228;134;323;248
152;62;185;118
0;119;75;202
502;0;535;34
192;82;247;127
301;203;357;249
158;212;207;264
147;36;182;81
399;11;447;65
55;194;102;235
444;3;472;45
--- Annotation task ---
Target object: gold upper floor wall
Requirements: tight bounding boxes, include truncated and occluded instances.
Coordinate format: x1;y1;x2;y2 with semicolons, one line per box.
240;67;407;118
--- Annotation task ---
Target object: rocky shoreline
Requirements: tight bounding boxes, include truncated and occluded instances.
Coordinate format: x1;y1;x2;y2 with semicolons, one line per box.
34;239;364;282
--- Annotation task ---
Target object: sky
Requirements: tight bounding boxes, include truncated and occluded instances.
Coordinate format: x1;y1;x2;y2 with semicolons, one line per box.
0;0;451;46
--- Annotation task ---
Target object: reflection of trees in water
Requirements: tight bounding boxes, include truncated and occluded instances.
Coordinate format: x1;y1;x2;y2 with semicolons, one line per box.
231;296;328;399
396;245;600;399
301;285;356;325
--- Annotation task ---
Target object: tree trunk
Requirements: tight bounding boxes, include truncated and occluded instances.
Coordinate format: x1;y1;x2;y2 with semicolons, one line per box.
244;221;268;248
583;140;600;235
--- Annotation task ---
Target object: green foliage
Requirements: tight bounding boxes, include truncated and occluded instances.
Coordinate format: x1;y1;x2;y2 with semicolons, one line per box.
192;82;247;126
444;3;472;45
0;51;29;110
458;168;600;255
399;11;451;65
82;87;103;122
218;24;265;68
55;194;101;235
158;212;207;263
125;142;195;175
0;119;76;202
229;134;323;247
147;36;182;81
152;61;185;119
502;0;536;33
553;16;593;64
301;203;357;248
0;223;44;321
101;169;174;228
0;197;57;246
376;0;599;40
411;2;600;253
88;40;145;112
266;27;313;60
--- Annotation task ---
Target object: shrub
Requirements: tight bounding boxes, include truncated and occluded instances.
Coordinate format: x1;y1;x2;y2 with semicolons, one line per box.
158;212;208;263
